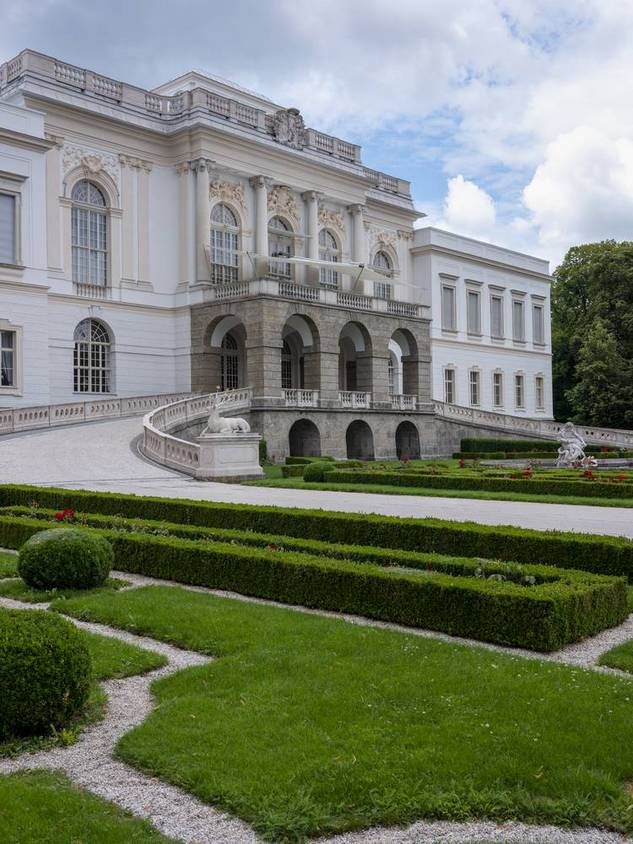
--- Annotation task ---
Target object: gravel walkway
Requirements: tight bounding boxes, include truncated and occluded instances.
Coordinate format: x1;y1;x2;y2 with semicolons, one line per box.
1;577;632;843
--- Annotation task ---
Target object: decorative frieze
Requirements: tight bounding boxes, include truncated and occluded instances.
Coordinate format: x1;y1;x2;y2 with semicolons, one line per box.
397;229;413;241
209;179;246;211
366;224;398;248
119;154;153;173
62;143;120;190
267;184;299;224
318;206;345;232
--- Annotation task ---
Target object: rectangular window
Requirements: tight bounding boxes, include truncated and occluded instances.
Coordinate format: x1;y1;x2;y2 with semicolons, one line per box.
490;295;504;338
535;375;545;409
444;368;455;404
493;372;503;407
0;330;15;387
515;374;525;408
533;304;545;344
373;281;392;300
512;300;525;341
441;285;456;330
466;290;481;334
0;193;16;264
469;370;480;406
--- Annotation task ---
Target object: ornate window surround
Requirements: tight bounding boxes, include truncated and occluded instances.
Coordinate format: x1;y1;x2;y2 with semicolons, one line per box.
73;318;114;394
0;171;26;269
209;200;242;284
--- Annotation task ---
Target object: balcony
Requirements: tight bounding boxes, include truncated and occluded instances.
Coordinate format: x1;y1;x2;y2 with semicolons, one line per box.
390;394;418;411
338;391;371;409
73;283;111;300
282;389;320;407
201;278;427;319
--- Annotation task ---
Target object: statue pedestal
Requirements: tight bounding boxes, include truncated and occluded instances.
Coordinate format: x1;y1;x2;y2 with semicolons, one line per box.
195;432;264;481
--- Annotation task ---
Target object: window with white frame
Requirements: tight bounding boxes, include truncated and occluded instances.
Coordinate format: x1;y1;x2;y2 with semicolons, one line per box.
444;368;455;404
441;285;456;330
493;371;503;407
469;370;480;406
71;180;108;286
515;373;525;408
0;193;17;265
221;333;240;390
73;319;111;393
490;295;504;339
0;330;16;388
533;303;545;345
535;375;545;409
512;299;525;341
373;250;392;299
319;228;339;289
466;289;481;334
268;216;293;279
210;203;239;284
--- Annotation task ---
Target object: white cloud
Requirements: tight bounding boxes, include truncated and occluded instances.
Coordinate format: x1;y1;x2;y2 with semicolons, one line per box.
437;175;497;240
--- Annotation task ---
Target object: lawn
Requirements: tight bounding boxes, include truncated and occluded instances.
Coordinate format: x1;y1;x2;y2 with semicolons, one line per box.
0;575;128;604
0;770;172;843
600;639;633;674
56;584;633;841
0;549;17;578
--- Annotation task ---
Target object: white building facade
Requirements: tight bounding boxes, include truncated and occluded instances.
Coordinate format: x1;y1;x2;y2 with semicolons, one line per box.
0;49;552;458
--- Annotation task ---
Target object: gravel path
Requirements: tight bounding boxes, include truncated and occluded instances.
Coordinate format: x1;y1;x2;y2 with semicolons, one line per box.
1;578;632;843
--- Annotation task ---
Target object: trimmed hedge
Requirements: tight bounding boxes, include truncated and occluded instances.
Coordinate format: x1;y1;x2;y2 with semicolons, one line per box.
303;462;336;483
322;469;633;500
285;456;336;465
18;528;113;590
453;451;623;461
460;438;609;455
0;608;91;739
0;512;625;651
281;465;306;478
2;485;633;580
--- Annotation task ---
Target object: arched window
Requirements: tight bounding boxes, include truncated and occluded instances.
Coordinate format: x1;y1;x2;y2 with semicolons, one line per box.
71;180;108;287
318;228;339;289
373;250;392;300
221;333;239;390
73;319;111;393
281;340;293;390
268;216;293;279
210;203;239;284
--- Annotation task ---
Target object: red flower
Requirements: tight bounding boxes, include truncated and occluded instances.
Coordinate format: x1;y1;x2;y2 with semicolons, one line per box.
459;458;465;468
54;508;75;523
54;511;65;521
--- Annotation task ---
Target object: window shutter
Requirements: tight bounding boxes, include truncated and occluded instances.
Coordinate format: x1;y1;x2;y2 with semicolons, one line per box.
0;194;15;264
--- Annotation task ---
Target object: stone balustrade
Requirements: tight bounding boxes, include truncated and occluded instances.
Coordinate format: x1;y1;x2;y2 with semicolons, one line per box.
339;391;371;409
0;49;410;199
142;388;253;477
433;401;633;449
282;389;320;407
0;392;194;435
204;278;428;319
73;283;111;300
390;394;417;411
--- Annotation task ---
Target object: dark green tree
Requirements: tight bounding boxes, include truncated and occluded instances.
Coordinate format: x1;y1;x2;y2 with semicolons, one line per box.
552;240;633;426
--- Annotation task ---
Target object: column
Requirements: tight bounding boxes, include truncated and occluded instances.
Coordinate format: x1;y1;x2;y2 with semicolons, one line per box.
119;155;136;284
176;162;194;287
249;175;270;277
348;204;367;264
44;135;63;273
138;161;152;286
194;158;213;283
302;190;320;286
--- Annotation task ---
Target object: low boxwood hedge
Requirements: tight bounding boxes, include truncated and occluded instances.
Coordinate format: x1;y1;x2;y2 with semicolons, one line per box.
0;511;624;651
281;465;306;478
322;469;633;500
453;451;623;461
461;438;608;455
2;484;633;580
285;456;335;465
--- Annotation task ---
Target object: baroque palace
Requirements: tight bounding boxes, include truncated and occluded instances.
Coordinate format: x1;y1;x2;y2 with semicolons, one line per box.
0;50;552;459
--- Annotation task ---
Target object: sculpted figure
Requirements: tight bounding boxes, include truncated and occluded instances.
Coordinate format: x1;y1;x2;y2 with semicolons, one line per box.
556;422;596;467
204;405;250;435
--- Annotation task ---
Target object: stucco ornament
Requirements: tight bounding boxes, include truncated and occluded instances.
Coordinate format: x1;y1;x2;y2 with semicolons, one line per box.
318;206;345;232
209;180;246;211
204;405;250;434
366;224;398;248
271;107;305;149
268;185;299;224
62;143;120;190
556;421;598;468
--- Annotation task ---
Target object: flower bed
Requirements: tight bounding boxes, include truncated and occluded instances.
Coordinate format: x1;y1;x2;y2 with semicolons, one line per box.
0;509;626;651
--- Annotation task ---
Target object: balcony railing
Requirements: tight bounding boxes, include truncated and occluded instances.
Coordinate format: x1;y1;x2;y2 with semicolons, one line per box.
204;278;427;319
339;391;371;409
390;394;417;410
73;283;111;300
282;389;319;407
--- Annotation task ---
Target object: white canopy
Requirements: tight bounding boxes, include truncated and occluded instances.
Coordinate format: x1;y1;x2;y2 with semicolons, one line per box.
242;253;392;283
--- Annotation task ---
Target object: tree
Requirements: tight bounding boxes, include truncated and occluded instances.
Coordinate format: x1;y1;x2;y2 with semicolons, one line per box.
552;240;633;427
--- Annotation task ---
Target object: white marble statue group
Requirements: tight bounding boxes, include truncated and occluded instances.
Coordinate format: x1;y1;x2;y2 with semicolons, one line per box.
556;422;598;468
203;405;250;435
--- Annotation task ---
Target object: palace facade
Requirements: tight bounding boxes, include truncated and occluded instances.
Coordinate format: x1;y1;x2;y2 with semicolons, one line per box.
0;49;552;459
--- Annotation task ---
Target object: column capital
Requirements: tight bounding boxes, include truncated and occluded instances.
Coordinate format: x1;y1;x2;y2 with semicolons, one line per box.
347;203;365;216
301;190;323;202
249;175;273;190
190;157;215;174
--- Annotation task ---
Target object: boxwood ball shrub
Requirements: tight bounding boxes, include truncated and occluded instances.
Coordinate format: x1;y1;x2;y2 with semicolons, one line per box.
18;528;113;590
0;608;91;739
303;461;335;483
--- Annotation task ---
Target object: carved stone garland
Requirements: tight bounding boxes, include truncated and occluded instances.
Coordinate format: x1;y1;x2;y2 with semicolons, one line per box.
318;206;345;233
209;180;246;212
267;185;299;225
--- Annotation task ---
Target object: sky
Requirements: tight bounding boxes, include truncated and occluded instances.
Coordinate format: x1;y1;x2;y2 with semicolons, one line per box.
1;0;632;269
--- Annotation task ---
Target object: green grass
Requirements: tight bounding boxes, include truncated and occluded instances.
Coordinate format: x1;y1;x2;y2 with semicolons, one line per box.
599;639;633;674
248;475;633;507
55;584;633;841
0;549;17;578
0;770;172;842
0;622;165;757
0;576;128;604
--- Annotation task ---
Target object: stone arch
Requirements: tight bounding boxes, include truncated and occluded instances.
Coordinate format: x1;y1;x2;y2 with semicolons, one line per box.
338;321;373;394
346;419;375;460
281;314;321;391
289;418;322;457
204;315;248;391
64;166;119;208
395;421;421;460
389;328;419;397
